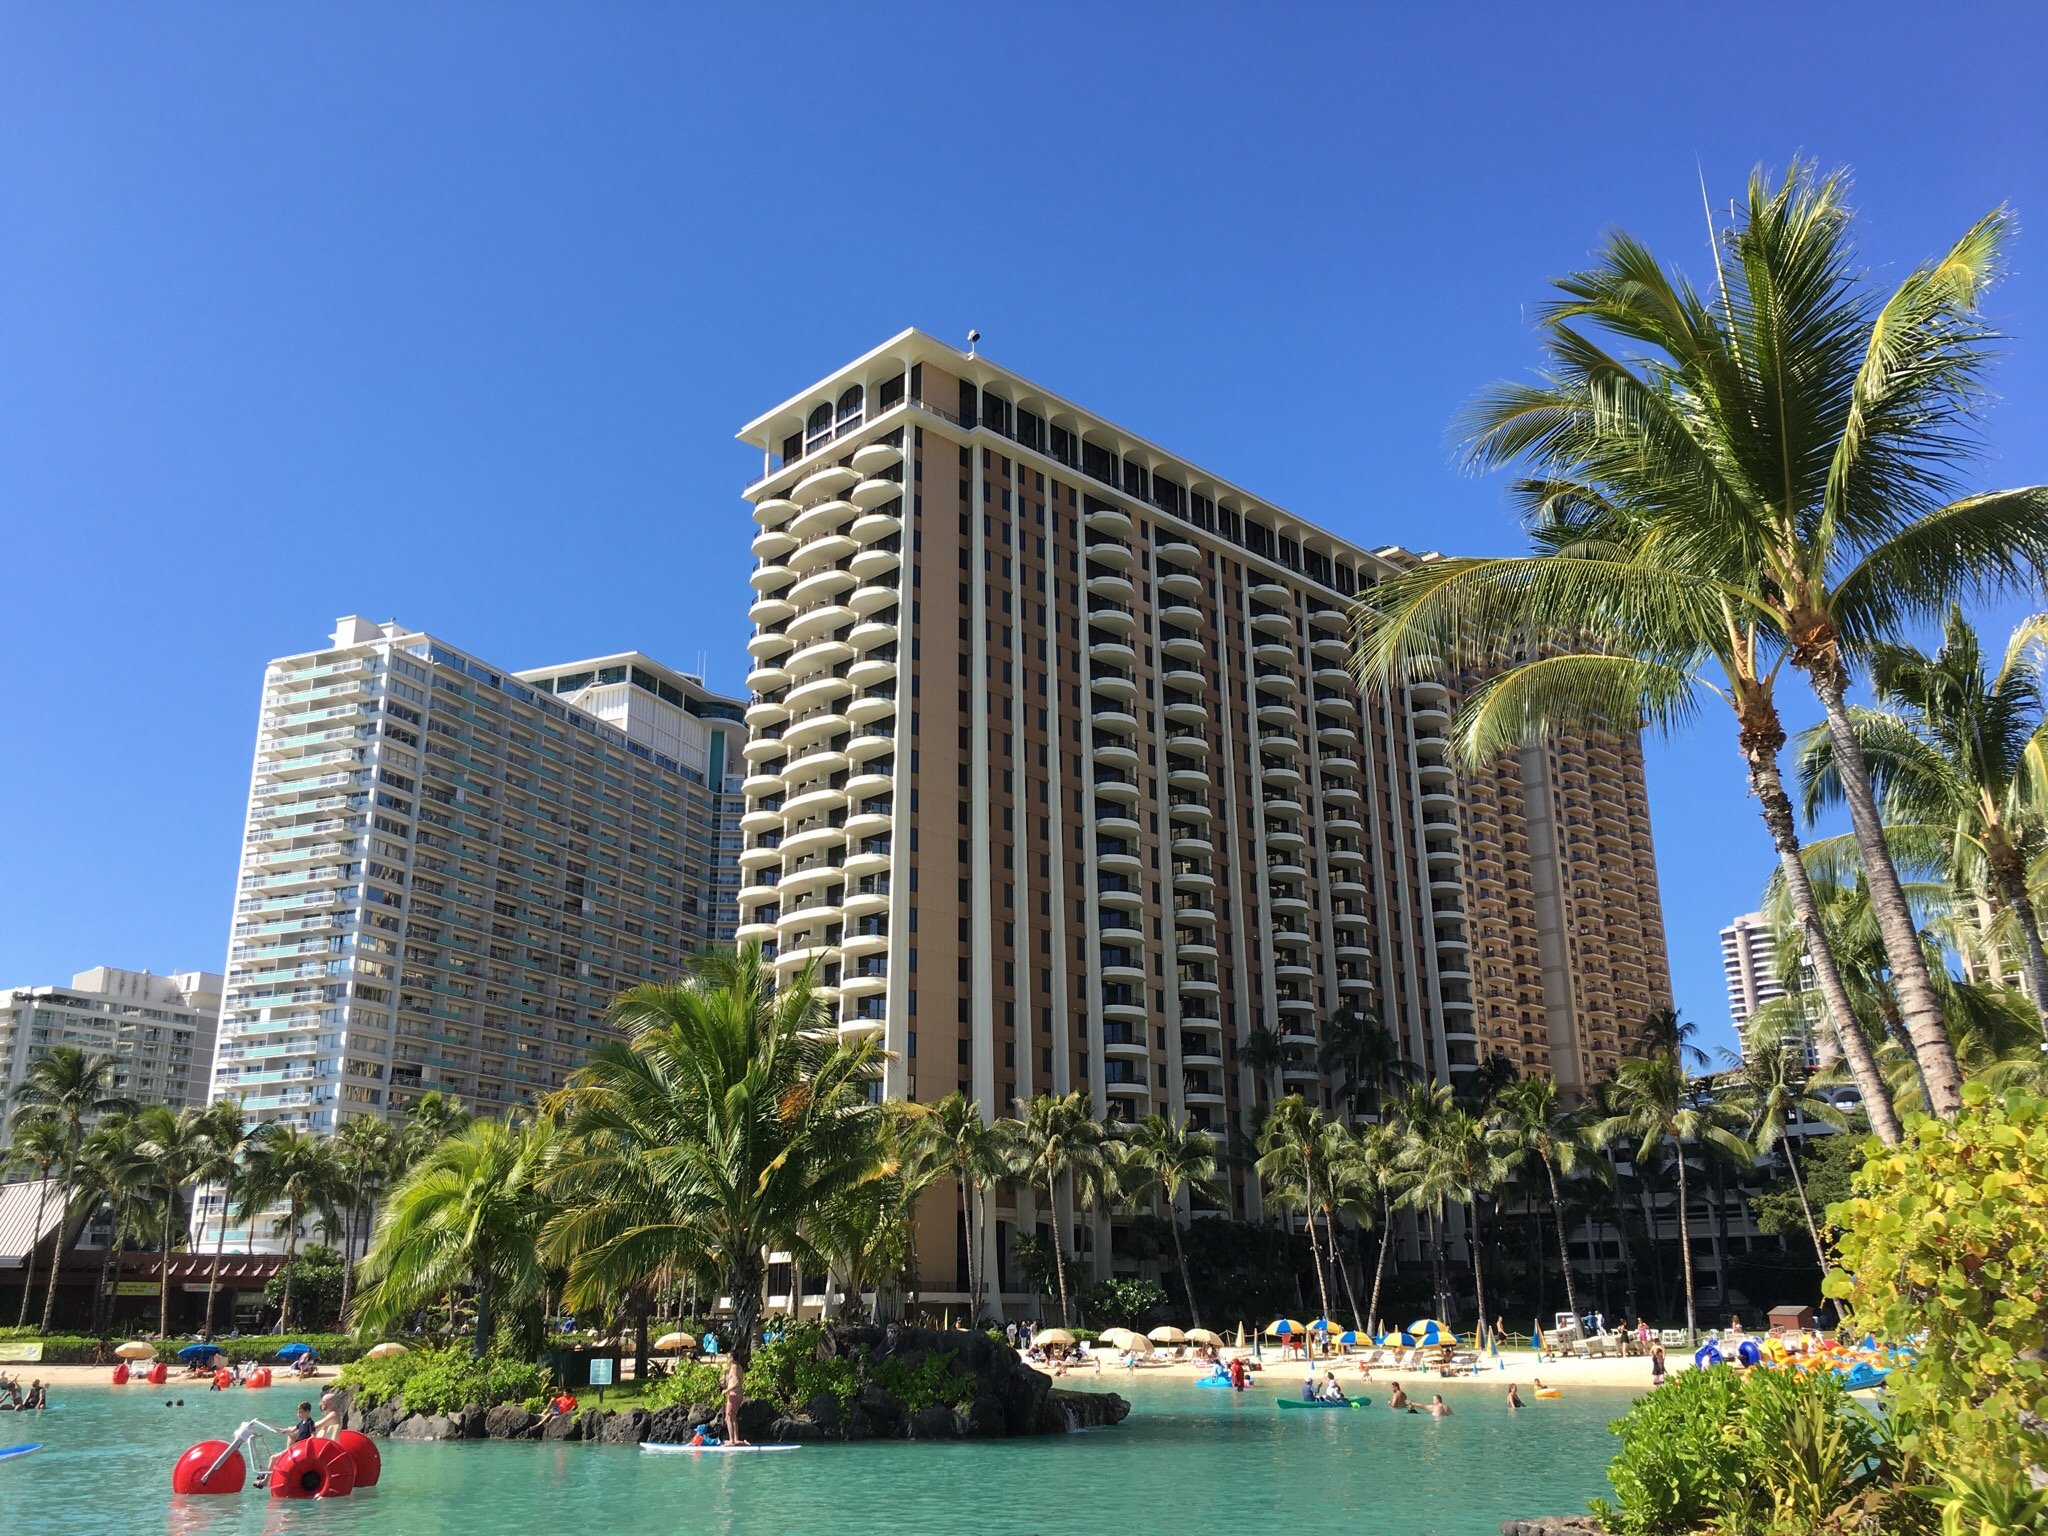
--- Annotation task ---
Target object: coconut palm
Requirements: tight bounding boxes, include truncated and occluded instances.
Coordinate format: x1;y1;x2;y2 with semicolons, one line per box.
1592;1054;1750;1345
1726;1040;1851;1268
1317;1006;1409;1116
1345;1117;1406;1336
332;1115;401;1320
397;1090;472;1168
130;1105;206;1339
908;1091;1007;1320
1797;608;2048;1020
76;1114;155;1335
1395;1083;1514;1335
2;1114;67;1327
1114;1112;1224;1327
1004;1090;1105;1327
1254;1094;1337;1326
237;1124;347;1333
1355;167;2048;1125
10;1047;133;1331
1238;1025;1285;1110
1488;1076;1588;1334
542;946;888;1366
191;1099;255;1336
354;1115;557;1351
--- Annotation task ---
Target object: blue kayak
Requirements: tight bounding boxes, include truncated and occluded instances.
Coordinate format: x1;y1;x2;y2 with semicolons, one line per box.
1836;1363;1889;1392
0;1444;41;1462
1195;1376;1237;1389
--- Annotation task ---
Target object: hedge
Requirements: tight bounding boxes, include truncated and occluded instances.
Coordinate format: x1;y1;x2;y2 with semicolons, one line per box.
0;1328;366;1365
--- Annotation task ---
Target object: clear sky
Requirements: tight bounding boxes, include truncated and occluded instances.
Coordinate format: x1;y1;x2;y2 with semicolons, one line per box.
4;4;2045;1063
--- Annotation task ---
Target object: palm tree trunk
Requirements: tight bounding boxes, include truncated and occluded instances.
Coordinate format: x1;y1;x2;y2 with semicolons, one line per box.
39;1175;72;1334
1299;1171;1333;1327
204;1192;229;1336
1636;1179;1667;1323
1745;737;1904;1143
1784;1139;1826;1269
1673;1149;1697;1346
15;1176;49;1328
338;1204;359;1322
1429;1211;1451;1323
1542;1155;1582;1332
277;1208;300;1335
1045;1175;1072;1326
726;1252;765;1368
1806;670;1965;1118
1168;1218;1202;1330
1328;1207;1364;1331
1466;1198;1489;1338
159;1198;176;1340
1706;1153;1733;1314
1986;839;2048;1025
1607;1181;1638;1322
1366;1198;1392;1338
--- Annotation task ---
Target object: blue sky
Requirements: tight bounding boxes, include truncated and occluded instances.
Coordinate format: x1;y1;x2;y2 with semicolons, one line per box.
4;4;2045;1063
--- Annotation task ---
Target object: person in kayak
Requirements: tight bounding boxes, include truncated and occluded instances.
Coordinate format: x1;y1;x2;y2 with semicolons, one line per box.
1315;1371;1347;1403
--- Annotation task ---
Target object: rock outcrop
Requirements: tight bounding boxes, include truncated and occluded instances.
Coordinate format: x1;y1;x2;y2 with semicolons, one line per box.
1501;1518;1608;1536
339;1324;1129;1446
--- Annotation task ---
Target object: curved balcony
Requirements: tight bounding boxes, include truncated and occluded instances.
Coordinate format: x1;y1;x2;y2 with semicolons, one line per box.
843;799;892;838
1259;732;1301;760
1171;828;1213;860
1166;763;1211;795
1253;639;1296;670
1410;704;1452;736
845;686;897;726
750;562;796;600
1313;691;1359;721
1249;580;1292;607
1095;810;1142;844
851;438;902;474
1249;606;1293;639
842;844;892;881
741;738;789;773
1320;779;1362;807
1099;955;1146;988
846;725;895;765
789;496;856;542
1161;664;1207;695
742;768;788;798
1314;664;1352;692
848;506;901;544
1326;840;1364;867
788;529;857;576
1089;599;1136;636
783;780;849;822
1175;937;1219;965
1091;705;1138;737
1173;898;1216;926
1166;794;1211;823
1254;667;1300;698
1088;636;1137;671
793;461;860;502
1085;535;1134;572
1160;598;1205;630
1101;993;1148;1025
1155;536;1201;570
842;885;890;920
785;597;856;647
738;841;783;872
1097;879;1142;912
1420;788;1458;816
1316;719;1359;750
841;927;890;960
781;815;846;858
779;862;847;903
1172;865;1215;897
1089;669;1137;704
1276;957;1315;985
850;475;901;510
838;975;888;1015
787;566;856;613
785;737;853;781
747;626;795;662
735;920;779;947
1336;939;1371;964
774;894;843;934
848;579;900;621
1092;770;1140;806
1408;677;1449;703
1085;503;1134;537
1331;876;1367;901
1271;921;1313;950
844;762;894;799
1430;875;1466;902
752;495;798;529
739;804;785;835
1104;1078;1154;1106
747;593;795;630
847;625;898;666
1260;761;1305;796
1338;975;1374;998
1159;727;1205;760
1085;569;1135;604
1263;823;1305;854
1311;632;1349;662
1268;890;1309;921
1096;843;1142;878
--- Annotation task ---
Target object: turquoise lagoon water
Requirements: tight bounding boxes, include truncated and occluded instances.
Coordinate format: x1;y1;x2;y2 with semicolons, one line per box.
1;1376;1630;1535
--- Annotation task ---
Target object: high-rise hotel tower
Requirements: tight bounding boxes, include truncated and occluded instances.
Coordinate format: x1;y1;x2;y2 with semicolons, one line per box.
210;618;745;1139
735;331;1670;1296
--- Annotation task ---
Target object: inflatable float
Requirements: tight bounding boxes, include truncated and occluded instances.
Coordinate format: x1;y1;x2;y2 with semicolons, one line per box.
1276;1396;1371;1410
1533;1387;1562;1399
1835;1363;1889;1392
174;1419;379;1498
641;1441;799;1453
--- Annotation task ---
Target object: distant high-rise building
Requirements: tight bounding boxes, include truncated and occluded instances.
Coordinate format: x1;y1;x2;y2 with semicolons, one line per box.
0;966;221;1138
209;617;746;1142
1721;910;1786;1040
732;330;1672;1306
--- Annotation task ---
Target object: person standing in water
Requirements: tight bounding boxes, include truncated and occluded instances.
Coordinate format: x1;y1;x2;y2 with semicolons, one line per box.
1505;1383;1523;1409
1429;1394;1451;1417
1388;1382;1410;1411
721;1355;748;1446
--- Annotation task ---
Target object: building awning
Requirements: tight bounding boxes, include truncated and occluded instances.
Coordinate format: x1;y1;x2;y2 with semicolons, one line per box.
0;1178;66;1267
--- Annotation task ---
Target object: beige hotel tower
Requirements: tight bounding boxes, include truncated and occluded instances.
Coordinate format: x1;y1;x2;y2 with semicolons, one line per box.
734;331;1671;1304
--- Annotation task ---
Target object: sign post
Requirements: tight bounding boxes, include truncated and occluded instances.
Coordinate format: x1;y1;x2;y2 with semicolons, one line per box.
588;1356;614;1403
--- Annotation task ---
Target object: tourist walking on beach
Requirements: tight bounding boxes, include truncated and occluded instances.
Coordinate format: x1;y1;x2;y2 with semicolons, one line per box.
721;1355;747;1445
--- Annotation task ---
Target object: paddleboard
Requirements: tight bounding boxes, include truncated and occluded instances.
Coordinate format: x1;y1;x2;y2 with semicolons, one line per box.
641;1441;799;1453
1275;1397;1369;1410
0;1444;42;1461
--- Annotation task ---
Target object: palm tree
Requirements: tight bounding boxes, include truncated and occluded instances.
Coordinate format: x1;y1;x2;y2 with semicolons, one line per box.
1115;1112;1224;1327
1239;1025;1285;1111
191;1100;254;1336
238;1125;347;1333
1592;1055;1750;1345
1396;1083;1513;1334
131;1105;206;1339
1317;1006;1408;1117
77;1114;154;1335
1256;1095;1341;1326
397;1090;472;1168
1004;1091;1104;1327
1797;608;2048;1020
10;1047;132;1331
1726;1041;1850;1269
2;1114;67;1328
332;1115;401;1321
909;1091;1007;1320
542;946;888;1366
354;1116;557;1351
1489;1076;1588;1334
1355;167;2048;1126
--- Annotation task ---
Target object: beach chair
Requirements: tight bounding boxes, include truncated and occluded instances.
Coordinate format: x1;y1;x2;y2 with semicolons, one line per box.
1660;1329;1687;1348
1446;1351;1481;1375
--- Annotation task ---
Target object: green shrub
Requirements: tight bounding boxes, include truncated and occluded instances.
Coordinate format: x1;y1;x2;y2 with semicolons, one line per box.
1079;1277;1168;1326
643;1360;724;1413
334;1343;548;1416
744;1323;858;1413
868;1349;974;1413
1592;1366;1883;1536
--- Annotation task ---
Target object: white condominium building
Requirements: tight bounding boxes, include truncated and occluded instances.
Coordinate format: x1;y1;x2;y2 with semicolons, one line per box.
1720;911;1787;1037
209;617;746;1138
0;966;222;1139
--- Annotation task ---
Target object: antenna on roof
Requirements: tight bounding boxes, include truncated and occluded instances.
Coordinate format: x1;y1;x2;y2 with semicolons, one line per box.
966;329;981;358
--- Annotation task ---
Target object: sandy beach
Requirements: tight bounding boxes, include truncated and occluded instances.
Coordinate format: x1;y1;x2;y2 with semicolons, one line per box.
0;1360;336;1394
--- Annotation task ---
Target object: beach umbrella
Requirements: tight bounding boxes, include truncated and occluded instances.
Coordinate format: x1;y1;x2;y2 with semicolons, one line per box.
176;1343;224;1363
1309;1319;1334;1332
1186;1328;1223;1346
114;1341;156;1361
1406;1320;1457;1347
1147;1326;1187;1345
1336;1330;1360;1347
276;1343;317;1362
1264;1318;1305;1337
1378;1329;1417;1347
365;1342;409;1360
1123;1335;1154;1355
1234;1323;1248;1349
653;1332;692;1352
1031;1328;1075;1348
1099;1327;1139;1349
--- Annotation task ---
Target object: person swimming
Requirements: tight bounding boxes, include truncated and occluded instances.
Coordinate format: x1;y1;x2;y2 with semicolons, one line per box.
1429;1394;1451;1418
1388;1383;1410;1411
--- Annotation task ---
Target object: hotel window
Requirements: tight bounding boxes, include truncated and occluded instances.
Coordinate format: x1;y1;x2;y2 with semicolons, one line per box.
804;403;834;454
836;385;865;433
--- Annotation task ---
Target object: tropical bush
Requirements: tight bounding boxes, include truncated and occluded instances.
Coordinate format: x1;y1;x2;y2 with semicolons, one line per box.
639;1323;968;1417
1078;1277;1167;1327
1592;1366;1887;1535
262;1245;347;1332
1824;1086;2048;1531
335;1341;548;1416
